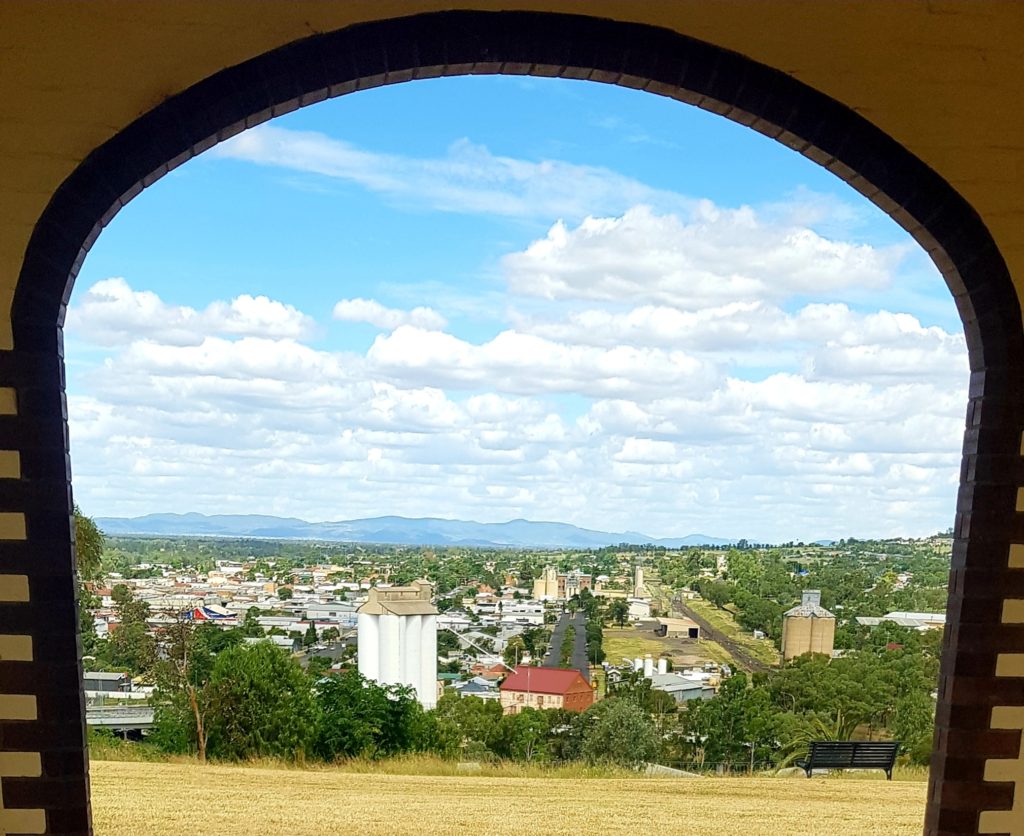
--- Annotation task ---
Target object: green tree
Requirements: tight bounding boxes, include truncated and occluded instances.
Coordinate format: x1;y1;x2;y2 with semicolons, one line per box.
519;627;550;659
204;642;317;761
107;584;156;675
313;670;428;760
503;636;527;668
151;616;212;761
437;630;461;654
579;698;659;769
679;672;777;771
432;691;503;759
891;688;936;765
277;586;293;601
150;618;245;760
73;505;104;580
584;615;605;665
240;607;265;638
768;652;892;734
305;656;334;678
701;580;736;611
559;627;575;666
493;708;549;761
78;584;102;660
74;507;105;658
304;621;319;648
607;599;629;628
545;707;582;761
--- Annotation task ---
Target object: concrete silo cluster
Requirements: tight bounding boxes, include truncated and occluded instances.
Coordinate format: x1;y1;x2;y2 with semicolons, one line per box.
780;589;835;661
356;580;439;709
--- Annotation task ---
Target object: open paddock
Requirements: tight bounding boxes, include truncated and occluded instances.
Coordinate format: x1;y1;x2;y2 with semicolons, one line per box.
90;760;927;835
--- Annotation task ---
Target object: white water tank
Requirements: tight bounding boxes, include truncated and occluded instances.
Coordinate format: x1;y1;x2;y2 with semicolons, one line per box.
657;657;668;675
643;655;654;678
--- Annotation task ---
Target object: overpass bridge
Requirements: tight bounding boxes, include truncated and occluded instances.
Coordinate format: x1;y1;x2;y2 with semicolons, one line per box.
85;705;155;735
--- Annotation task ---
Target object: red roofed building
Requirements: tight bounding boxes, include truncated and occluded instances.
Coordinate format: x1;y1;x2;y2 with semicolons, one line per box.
499;666;594;715
469;662;508;681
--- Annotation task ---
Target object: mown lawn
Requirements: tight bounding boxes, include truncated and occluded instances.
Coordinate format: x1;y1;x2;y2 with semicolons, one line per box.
90;760;927;835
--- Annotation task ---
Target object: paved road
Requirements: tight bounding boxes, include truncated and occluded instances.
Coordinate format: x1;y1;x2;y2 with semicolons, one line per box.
671;594;770;674
543;611;590;681
296;636;355;668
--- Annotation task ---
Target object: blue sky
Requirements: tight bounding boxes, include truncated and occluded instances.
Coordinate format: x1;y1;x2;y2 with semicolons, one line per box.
64;76;969;542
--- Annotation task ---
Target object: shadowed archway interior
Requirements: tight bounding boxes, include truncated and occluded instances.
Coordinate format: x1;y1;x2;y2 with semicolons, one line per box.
2;11;1022;835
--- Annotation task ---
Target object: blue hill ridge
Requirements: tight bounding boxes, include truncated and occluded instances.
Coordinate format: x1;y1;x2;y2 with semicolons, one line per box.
94;512;737;549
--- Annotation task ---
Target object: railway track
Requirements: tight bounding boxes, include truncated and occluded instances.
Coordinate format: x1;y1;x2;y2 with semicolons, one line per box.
671;594;771;674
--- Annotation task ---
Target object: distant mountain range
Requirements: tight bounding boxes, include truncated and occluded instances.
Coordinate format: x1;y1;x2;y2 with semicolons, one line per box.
94;512;738;549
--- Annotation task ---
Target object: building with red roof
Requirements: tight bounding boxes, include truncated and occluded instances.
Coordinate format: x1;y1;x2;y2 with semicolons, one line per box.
498;665;594;715
469;662;508;681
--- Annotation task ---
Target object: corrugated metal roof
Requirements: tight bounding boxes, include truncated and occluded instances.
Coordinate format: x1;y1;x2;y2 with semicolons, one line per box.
462;681;497;693
499;666;588;695
648;674;706;691
884;611;945;623
784;602;835;618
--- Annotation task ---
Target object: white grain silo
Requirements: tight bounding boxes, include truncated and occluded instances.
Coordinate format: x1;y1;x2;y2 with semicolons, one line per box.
357;580;438;708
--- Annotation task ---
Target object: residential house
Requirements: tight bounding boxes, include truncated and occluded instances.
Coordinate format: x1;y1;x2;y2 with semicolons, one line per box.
457;679;501;701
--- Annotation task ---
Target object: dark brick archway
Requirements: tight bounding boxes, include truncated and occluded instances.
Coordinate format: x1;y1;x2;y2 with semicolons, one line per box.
2;11;1021;834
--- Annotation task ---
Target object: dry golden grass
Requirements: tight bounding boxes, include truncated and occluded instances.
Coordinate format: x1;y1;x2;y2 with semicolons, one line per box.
90;760;927;835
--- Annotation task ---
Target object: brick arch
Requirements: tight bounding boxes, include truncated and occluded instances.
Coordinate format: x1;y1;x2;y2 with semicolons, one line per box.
2;11;1021;835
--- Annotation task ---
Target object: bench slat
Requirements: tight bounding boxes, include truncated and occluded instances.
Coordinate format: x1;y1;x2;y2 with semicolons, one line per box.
800;741;899;779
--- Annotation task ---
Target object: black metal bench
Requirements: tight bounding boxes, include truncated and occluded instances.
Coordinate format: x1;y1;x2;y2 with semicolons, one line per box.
796;740;900;779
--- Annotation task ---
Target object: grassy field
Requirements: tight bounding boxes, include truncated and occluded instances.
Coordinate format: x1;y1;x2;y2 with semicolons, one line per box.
602;627;668;664
603;625;734;669
686;597;782;667
90;760;927;835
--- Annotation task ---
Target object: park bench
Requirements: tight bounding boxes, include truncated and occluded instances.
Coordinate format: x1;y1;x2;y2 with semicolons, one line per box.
796;740;900;779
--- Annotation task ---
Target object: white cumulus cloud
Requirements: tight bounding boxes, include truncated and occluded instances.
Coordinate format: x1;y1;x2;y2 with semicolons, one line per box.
365;325;716;400
333;298;447;331
67;278;314;346
503;205;906;309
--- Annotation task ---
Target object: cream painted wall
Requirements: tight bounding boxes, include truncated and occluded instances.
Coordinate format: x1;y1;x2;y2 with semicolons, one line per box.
2;1;1024;348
